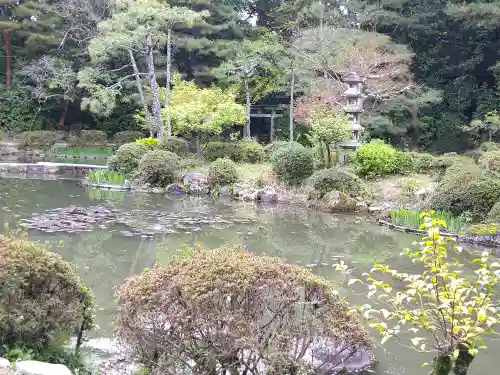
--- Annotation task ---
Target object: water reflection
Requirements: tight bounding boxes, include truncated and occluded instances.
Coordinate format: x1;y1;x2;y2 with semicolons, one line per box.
0;177;497;375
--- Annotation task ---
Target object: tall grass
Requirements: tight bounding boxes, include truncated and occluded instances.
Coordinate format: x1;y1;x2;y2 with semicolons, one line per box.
86;170;126;185
56;146;114;157
387;209;469;233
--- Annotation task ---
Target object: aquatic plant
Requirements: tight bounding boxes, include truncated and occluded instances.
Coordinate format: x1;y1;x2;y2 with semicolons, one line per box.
337;212;500;375
86;169;126;185
388;209;469;233
116;246;373;375
86;188;125;201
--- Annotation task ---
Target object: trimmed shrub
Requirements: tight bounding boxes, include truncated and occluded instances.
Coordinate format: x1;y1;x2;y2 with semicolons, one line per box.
353;139;396;177
116;246;371;374
271;142;314;185
158;136;189;156
430;161;500;221
18;131;60;149
391;150;414;175
487;201;500;223
0;234;94;350
231;139;265;163
203;140;233;162
208;158;238;186
478;141;500;153
114;131;144;146
108;142;149;175
310;167;365;198
136;137;159;149
135;150;180;187
411;152;436;173
479;150;500;173
78;130;107;146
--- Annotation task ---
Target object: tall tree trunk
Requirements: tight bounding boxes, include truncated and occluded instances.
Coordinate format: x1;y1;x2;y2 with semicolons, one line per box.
243;74;251;139
165;27;172;137
3;31;12;89
128;49;153;137
58;100;70;129
195;133;201;162
289;67;295;142
145;39;163;139
325;141;331;168
453;344;475;375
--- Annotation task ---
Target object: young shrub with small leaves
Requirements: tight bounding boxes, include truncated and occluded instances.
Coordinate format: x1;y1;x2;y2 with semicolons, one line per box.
135;150;180;187
208;158;238;186
487;201;500;223
391;150;414;175
78;130;107;146
353;139;396;177
336;213;500;375
113;131;144;146
18;131;61;149
203;140;233;162
271;142;314;185
0;234;94;351
231;139;265;163
410;152;436;173
309;167;365;198
116;246;373;375
158;136;189;156
135;137;159;149
479;150;500;174
108;142;149;175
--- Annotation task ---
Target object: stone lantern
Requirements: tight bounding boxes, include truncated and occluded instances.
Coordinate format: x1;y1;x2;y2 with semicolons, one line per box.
337;68;365;165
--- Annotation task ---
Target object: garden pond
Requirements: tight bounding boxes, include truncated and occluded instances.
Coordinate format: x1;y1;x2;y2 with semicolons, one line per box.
0;176;498;375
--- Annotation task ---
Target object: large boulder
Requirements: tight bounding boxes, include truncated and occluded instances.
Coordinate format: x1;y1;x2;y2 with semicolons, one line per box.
0;358;10;368
257;186;278;203
14;361;72;375
182;172;209;195
320;191;358;213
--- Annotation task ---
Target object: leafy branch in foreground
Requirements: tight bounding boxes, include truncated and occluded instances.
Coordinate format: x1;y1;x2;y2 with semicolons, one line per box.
336;212;500;375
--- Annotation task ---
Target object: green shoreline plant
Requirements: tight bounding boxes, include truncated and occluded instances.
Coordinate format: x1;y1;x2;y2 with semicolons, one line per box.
337;212;499;375
86;169;126;185
387;209;469;233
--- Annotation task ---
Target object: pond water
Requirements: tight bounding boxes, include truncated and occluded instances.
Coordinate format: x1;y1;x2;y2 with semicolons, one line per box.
0;176;497;375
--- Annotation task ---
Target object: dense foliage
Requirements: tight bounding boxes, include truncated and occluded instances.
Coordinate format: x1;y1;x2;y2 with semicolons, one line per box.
271;142;314;185
116;246;371;375
231;139;265;164
158;136;190;156
353;139;397;177
207;158;238;187
310;167;365;198
114;131;144;146
108;142;150;175
135;150;180;187
0;234;94;350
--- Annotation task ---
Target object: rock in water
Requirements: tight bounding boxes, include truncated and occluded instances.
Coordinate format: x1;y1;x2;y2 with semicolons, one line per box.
257;187;278;203
165;183;186;195
14;361;72;375
182;172;209;195
0;358;10;368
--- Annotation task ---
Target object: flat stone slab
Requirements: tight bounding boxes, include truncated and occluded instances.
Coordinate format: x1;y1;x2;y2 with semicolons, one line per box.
14;361;72;375
0;358;10;368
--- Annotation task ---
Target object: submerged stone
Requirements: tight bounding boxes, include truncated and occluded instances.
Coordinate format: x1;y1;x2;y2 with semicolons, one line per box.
183;172;209;195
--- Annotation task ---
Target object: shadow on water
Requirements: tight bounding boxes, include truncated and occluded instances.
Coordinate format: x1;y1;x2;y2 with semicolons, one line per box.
0;176;497;375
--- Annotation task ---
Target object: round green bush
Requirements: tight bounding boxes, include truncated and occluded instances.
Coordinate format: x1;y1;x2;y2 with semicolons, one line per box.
203;141;233;162
309;167;365;197
430;161;500;221
135;150;180;187
411;152;436;173
353;139;396;177
271;142;314;185
478;141;500;153
108;142;149;175
231;139;265;163
18;131;60;149
208;158;238;186
479;150;500;173
116;246;370;374
78;130;107;146
158;136;190;156
113;131;144;146
487;201;500;223
0;234;94;350
391;151;414;175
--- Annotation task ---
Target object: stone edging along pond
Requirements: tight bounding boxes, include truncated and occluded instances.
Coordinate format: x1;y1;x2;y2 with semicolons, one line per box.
378;219;500;249
0;162;106;174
